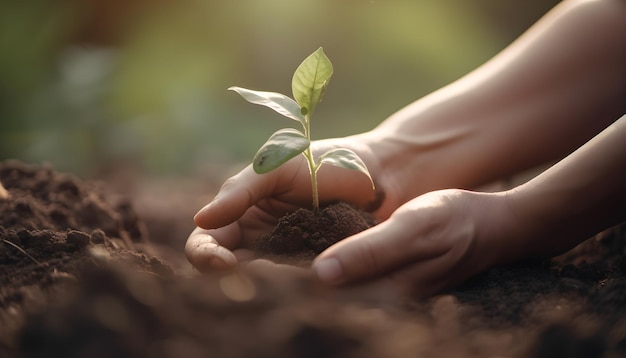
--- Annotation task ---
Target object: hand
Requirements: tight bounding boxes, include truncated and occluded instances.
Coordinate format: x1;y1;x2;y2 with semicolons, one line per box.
312;189;512;298
185;135;404;272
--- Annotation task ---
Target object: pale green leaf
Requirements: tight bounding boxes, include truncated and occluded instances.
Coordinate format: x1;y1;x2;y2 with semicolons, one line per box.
291;47;333;116
318;148;375;189
253;128;310;174
228;86;304;124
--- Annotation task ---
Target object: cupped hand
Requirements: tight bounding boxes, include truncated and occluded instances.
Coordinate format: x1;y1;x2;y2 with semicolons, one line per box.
312;189;514;298
185;135;403;272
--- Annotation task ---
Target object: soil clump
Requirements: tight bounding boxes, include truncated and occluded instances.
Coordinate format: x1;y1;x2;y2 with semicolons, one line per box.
256;202;376;264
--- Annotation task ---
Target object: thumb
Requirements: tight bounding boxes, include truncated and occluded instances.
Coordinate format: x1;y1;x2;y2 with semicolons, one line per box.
194;165;274;229
311;215;447;285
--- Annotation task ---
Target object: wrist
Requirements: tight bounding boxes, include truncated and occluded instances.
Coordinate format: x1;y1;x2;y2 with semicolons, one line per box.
490;186;576;264
357;129;432;207
472;190;545;267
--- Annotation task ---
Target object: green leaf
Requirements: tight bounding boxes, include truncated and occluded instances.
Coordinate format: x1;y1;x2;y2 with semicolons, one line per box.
253;128;310;174
228;86;304;124
318;148;375;189
292;47;333;116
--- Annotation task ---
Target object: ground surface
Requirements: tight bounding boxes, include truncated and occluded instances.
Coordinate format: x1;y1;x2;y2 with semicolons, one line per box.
1;160;626;358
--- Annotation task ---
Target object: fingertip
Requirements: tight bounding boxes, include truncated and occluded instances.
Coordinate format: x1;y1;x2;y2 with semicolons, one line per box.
193;176;258;230
188;241;238;273
193;202;214;228
193;196;241;230
312;256;344;285
312;222;398;285
185;230;238;272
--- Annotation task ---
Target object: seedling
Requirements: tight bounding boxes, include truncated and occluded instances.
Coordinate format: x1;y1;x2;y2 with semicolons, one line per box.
229;47;374;210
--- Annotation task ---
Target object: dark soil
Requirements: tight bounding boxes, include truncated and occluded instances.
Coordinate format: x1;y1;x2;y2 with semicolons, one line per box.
256;202;376;264
1;160;626;358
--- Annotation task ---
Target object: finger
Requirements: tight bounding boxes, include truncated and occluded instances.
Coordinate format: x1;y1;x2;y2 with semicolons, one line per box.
312;217;450;285
244;259;312;280
233;248;256;262
381;233;480;299
185;227;238;272
194;165;277;230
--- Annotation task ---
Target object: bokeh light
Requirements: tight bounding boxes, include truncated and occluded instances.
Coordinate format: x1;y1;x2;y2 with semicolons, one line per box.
0;0;559;177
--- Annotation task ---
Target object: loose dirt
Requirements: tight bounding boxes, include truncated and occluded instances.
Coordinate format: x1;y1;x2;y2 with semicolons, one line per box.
1;160;625;358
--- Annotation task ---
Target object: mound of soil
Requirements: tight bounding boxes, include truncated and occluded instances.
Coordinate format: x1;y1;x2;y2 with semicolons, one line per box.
1;160;626;358
256;202;376;264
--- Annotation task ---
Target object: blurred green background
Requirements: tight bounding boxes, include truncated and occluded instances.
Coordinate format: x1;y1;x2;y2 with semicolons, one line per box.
0;0;559;178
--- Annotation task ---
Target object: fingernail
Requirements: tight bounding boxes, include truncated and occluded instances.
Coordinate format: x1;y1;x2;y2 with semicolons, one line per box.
194;202;214;223
313;257;343;284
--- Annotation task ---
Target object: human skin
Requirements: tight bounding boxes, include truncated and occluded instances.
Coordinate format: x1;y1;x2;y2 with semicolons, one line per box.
186;0;626;295
313;114;626;297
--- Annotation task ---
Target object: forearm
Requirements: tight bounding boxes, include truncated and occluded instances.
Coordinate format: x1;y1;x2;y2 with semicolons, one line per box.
365;0;626;202
498;114;626;260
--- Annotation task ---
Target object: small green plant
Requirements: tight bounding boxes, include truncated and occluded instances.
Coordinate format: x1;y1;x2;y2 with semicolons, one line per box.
229;47;374;211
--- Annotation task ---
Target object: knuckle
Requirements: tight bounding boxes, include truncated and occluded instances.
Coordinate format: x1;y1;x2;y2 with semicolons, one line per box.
219;175;239;191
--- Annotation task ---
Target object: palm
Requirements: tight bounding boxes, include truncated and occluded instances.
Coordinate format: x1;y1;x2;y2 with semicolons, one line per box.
235;198;302;249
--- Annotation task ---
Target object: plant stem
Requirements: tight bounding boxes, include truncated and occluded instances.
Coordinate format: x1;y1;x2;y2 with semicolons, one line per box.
305;148;319;211
302;114;320;211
